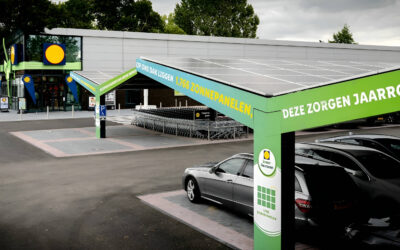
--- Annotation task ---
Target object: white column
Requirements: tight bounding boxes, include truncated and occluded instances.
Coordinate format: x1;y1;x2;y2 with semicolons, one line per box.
143;89;149;107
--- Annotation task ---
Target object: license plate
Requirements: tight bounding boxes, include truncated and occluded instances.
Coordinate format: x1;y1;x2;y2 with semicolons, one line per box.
334;202;352;210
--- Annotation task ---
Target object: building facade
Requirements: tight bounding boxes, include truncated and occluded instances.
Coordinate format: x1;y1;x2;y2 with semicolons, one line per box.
2;28;400;112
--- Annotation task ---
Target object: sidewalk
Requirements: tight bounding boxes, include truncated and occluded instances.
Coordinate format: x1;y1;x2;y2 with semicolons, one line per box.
0;109;134;122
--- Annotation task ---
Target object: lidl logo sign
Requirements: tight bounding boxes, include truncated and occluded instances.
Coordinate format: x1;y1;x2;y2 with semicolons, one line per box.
257;185;276;210
258;148;276;177
43;43;66;65
23;76;31;83
10;44;19;65
264;150;270;160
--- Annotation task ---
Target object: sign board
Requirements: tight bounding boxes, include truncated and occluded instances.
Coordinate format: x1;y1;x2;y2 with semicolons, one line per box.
105;90;116;107
1;97;9;110
194;110;211;120
100;105;107;117
174;90;185;96
89;96;96;108
18;98;26;110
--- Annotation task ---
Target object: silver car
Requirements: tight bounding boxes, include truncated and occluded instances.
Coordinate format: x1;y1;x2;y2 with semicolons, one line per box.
182;153;359;228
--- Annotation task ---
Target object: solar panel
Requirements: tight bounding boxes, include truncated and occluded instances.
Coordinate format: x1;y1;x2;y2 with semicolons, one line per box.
142;57;400;96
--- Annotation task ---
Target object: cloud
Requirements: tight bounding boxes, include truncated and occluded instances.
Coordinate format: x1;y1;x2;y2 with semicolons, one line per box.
248;0;400;45
149;0;400;46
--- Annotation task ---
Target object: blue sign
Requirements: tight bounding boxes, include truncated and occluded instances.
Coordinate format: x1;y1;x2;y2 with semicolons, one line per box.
22;74;36;105
100;105;107;117
65;75;78;102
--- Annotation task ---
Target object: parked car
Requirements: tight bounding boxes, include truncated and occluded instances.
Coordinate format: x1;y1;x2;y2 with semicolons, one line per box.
319;134;400;161
345;215;400;249
296;142;400;217
182;153;360;229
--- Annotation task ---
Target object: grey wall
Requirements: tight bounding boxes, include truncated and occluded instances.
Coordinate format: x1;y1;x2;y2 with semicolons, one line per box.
46;28;400;72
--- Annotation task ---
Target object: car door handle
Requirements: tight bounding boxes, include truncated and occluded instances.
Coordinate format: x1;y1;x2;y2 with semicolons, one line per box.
226;179;233;183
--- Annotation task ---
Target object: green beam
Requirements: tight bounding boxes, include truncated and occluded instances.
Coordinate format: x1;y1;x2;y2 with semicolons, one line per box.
99;67;137;96
267;70;400;132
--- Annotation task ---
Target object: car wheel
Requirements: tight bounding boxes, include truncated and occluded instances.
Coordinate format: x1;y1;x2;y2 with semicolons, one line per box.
186;177;201;203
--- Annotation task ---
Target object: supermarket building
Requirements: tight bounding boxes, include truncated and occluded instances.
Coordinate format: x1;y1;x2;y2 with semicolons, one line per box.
1;28;400;112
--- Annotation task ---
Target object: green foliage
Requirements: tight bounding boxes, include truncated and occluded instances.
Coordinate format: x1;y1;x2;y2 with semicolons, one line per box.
92;0;164;32
174;0;259;38
54;0;95;29
0;0;53;41
162;14;186;35
329;24;356;44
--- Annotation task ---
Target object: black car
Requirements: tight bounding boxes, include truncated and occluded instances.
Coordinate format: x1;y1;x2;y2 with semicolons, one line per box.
319;134;400;161
296;142;400;217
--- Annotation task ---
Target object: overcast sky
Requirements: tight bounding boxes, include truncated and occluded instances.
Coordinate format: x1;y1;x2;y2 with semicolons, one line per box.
151;0;400;46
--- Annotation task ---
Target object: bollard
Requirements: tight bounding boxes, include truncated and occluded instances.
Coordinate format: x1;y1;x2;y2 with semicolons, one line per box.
72;105;74;118
118;103;120;114
160;102;162;108
47;106;49;119
185;100;188;107
175;99;177;107
179;101;181;108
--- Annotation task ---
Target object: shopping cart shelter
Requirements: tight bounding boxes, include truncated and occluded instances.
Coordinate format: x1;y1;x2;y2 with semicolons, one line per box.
132;57;400;250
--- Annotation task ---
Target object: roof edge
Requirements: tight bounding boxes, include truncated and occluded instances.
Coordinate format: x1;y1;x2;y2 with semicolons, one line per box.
44;28;400;52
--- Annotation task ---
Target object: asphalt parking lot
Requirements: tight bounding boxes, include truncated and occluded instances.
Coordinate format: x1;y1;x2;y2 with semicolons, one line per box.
1;118;400;249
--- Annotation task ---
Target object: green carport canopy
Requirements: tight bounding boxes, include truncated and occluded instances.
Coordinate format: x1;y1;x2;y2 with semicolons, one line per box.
136;56;400;250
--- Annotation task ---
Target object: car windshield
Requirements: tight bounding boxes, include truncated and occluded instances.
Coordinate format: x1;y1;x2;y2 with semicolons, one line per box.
375;139;400;155
352;150;400;179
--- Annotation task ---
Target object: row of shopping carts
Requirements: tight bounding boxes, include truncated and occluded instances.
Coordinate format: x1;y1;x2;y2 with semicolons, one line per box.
131;108;248;140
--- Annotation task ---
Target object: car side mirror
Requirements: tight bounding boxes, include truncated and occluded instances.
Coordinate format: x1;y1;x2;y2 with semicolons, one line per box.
209;166;217;174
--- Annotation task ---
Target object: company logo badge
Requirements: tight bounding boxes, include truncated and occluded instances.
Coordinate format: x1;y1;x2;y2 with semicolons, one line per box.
43;43;66;65
23;76;31;83
10;46;15;64
66;76;73;83
258;148;276;177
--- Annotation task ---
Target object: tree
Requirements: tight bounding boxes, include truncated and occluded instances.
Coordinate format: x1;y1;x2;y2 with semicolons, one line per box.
329;24;356;44
162;14;185;35
92;0;164;33
174;0;259;38
54;0;95;29
0;0;53;41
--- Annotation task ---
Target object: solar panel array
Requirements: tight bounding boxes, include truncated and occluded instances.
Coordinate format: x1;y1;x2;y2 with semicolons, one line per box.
74;71;127;85
143;57;400;96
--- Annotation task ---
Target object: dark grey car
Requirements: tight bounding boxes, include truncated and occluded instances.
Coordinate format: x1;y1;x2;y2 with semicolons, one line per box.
182;153;359;228
319;134;400;161
296;142;400;217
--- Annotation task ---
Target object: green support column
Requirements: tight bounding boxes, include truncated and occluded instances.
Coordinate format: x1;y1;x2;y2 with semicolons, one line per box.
95;93;101;138
253;109;294;250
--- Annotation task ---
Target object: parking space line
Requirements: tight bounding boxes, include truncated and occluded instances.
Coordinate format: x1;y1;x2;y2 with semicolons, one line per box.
138;190;253;250
10;131;68;157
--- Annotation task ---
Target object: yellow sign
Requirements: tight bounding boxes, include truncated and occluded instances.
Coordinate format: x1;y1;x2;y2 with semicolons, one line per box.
10;46;15;64
45;44;65;64
23;76;31;83
67;76;73;83
264;151;270;160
